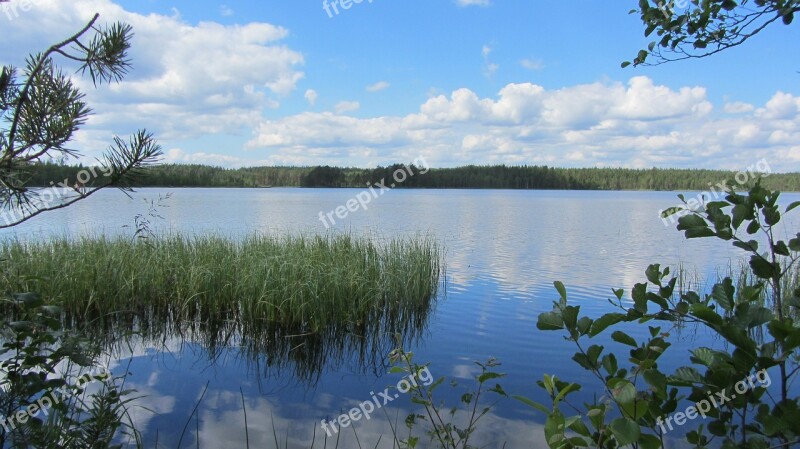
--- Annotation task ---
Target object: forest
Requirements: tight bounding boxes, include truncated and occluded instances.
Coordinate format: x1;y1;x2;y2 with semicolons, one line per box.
25;161;800;191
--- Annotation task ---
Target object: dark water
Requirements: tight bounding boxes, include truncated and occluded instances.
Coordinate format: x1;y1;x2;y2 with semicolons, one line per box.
3;188;799;448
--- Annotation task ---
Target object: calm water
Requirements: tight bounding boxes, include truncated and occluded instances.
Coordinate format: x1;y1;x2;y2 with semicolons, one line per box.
3;188;798;448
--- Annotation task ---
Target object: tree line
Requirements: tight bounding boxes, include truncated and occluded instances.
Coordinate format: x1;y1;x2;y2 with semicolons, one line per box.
23;161;800;191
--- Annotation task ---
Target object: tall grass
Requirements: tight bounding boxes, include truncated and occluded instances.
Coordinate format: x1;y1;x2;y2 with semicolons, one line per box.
0;234;442;380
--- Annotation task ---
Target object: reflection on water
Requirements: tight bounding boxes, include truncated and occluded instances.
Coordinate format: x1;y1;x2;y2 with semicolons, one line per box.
3;188;800;448
75;278;437;386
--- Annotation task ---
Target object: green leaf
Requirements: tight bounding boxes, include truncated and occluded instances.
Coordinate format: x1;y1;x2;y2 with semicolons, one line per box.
572;353;595;371
773;241;790;256
660;206;684;218
477;372;504;383
731;204;750;229
544;410;566;447
790;236;800;252
685;227;717;238
711;278;735;312
562;305;579;330
690;304;723;326
554;281;567;301
621;398;649;421
639;433;661;449
12;292;43;307
718;324;757;355
537;311;564;331
677;214;708;230
610;417;640;446
670;366;704;385
567;418;592;438
762;206;781;226
611;331;637;347
576;316;593;335
732;239;758;252
645;264;662;285
643;369;667;392
749;256;778;280
554;383;581;404
632;283;648;313
786;201;800;213
689;347;718;367
589;313;626;336
601;353;618;376
513;395;551;414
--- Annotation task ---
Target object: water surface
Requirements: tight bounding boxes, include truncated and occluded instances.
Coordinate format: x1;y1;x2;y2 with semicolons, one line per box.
3;188;798;448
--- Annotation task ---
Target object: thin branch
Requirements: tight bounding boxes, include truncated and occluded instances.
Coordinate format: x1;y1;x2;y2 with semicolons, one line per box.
4;14;99;162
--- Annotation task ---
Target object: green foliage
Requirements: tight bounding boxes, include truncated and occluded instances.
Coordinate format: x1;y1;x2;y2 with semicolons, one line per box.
23;162;800;191
0;292;139;448
301;165;346;187
388;347;508;449
528;183;800;448
625;0;799;66
0;234;440;333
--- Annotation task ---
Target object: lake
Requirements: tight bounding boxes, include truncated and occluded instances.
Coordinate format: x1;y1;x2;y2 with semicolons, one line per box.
3;188;798;448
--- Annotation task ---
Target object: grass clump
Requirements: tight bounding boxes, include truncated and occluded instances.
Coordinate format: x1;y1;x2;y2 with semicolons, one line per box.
0;234;441;347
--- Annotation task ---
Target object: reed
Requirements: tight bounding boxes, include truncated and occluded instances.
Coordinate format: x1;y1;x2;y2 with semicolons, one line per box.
0;233;441;349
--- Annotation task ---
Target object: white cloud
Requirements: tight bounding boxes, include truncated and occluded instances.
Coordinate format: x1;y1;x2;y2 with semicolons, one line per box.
220;5;234;16
0;0;304;150
482;45;498;79
366;81;390;93
520;58;544;71
334;101;361;114
456;0;491;6
304;89;318;106
758;91;800;120
724;101;755;114
164;148;269;167
245;77;800;170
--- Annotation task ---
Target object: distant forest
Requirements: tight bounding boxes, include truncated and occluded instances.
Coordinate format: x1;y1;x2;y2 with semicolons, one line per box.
24;161;800;191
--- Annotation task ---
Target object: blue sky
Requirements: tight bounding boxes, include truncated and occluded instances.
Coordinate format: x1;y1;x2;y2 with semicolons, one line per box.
1;0;799;170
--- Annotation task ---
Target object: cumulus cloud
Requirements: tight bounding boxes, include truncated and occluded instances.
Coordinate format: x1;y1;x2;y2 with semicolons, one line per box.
245;77;800;170
366;81;390;93
0;0;304;153
758;91;800;120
